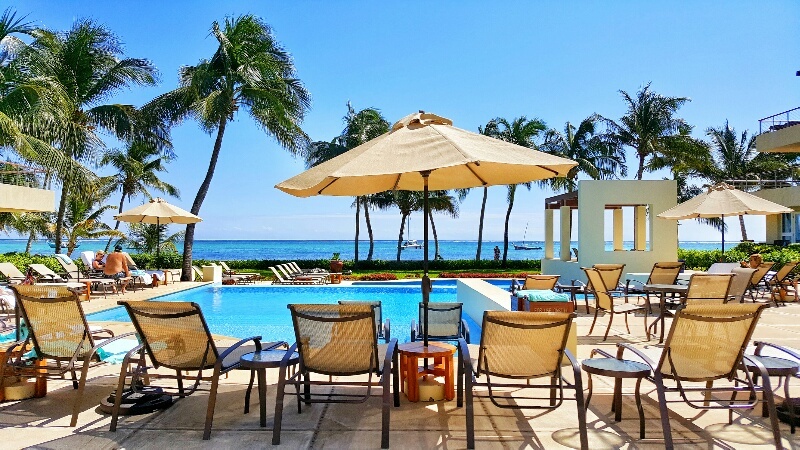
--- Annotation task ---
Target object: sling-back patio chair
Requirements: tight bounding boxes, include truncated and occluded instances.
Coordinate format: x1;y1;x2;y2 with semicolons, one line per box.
0;285;131;427
0;262;26;284
614;303;781;449
683;273;734;306
338;300;391;343
410;302;470;344
748;262;776;301
53;254;85;281
274;304;399;448
110;300;281;440
523;274;560;290
768;260;799;306
625;261;684;314
729;267;757;303
573;263;626;313
584;267;645;341
459;311;588;449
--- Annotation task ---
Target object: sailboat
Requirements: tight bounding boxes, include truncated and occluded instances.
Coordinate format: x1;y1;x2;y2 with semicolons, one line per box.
512;222;541;250
401;216;422;249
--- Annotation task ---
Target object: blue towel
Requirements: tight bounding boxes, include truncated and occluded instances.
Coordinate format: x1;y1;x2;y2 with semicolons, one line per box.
515;290;571;302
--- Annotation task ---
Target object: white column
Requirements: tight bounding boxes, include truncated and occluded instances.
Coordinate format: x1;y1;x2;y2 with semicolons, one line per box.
544;209;554;259
613;208;624;251
560;206;572;260
634;205;647;250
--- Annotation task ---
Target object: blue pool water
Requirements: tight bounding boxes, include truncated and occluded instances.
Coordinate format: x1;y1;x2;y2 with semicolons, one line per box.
87;283;495;344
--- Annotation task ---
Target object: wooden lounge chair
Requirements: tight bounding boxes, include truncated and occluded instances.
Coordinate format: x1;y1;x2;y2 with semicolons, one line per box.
0;285;131;426
218;261;261;281
338;300;391;343
522;274;560;290
768;260;799;306
729;267;756;303
459;311;588;449
0;262;27;284
583;267;645;341
269;266;323;285
612;303;780;449
110;300;281;439
748;262;776;301
274;303;399;448
28;263;66;282
625;261;684;314
410;302;470;344
683;273;734;306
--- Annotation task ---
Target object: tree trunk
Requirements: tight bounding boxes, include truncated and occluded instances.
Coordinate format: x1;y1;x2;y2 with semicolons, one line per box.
53;177;71;255
365;197;374;261
635;150;646;180
502;185;516;268
106;192;127;252
354;196;360;265
739;214;748;241
396;213;407;262
181;118;227;281
25;230;34;254
475;186;487;261
430;213;440;259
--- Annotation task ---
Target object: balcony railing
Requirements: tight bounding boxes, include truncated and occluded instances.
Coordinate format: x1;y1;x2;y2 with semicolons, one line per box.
724;179;800;190
0;161;46;188
759;107;800;134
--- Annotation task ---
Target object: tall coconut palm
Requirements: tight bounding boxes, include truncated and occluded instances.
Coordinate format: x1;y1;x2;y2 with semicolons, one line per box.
427;190;459;260
0;8;32;66
375;190;423;261
22;20;158;253
150;15;310;281
701;121;800;240
541;115;627;192
101;140;179;251
604;83;691;180
481;117;547;267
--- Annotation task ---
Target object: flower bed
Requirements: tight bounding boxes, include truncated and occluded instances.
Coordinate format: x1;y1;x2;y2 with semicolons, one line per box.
438;272;530;278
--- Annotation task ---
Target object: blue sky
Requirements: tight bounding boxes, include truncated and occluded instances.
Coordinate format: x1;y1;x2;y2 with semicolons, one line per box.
7;1;800;242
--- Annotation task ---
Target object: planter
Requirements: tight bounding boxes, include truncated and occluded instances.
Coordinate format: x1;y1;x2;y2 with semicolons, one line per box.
330;260;344;273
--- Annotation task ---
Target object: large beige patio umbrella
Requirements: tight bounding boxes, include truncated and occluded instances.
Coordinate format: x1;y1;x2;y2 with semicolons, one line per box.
276;111;577;346
657;183;792;253
114;198;202;260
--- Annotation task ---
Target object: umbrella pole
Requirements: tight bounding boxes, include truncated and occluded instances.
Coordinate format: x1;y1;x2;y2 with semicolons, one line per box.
721;214;725;257
422;171;431;348
156;218;161;268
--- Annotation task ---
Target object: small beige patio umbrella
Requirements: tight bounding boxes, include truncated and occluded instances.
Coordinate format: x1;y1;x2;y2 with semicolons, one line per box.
276;111;577;346
657;183;792;253
114;198;202;260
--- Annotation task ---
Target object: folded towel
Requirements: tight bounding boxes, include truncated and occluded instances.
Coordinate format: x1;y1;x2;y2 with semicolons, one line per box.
515;290;571;302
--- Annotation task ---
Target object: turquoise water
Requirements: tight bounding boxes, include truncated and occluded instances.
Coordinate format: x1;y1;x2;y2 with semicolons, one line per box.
87;284;487;344
0;239;721;261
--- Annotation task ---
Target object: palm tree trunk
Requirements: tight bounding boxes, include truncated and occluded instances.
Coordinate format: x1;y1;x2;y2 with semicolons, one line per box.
106;192;127;252
53;177;71;254
475;186;487;261
354;196;360;265
365;197;374;261
396;213;407;262
181;118;227;281
502;186;516;268
636;150;646;180
25;231;34;254
739;214;748;241
430;213;440;259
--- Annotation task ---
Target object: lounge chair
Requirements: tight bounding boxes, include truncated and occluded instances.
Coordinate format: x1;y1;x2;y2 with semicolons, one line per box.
273;303;398;448
80;250;104;278
768;260;799;306
278;264;326;282
748;262;776;301
29;263;66;283
459;311;588;449
1;285;132;426
289;261;327;275
219;261;261;281
269;266;323;285
110;300;281;440
729;267;757;303
410;302;470;344
625;261;684;314
583;267;645;341
0;262;27;284
192;265;204;281
683;273;734;305
522;274;560;290
338;300;391;343
610;304;780;449
54;254;84;280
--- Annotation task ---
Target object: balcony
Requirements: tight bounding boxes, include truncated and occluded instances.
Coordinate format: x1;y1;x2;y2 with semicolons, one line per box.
0;161;55;213
756;107;800;153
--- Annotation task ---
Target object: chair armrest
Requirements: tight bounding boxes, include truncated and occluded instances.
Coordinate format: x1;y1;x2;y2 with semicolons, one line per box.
562;347;582;383
382;338;398;376
571;279;587;288
753;341;800;361
460;319;471;344
90;331;137;353
457;338;472;374
616;343;659;372
217;335;264;363
281;343;298;369
383;318;391;343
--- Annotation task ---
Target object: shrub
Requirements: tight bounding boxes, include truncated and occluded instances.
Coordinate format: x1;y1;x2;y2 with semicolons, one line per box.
678;243;800;270
0;252;63;274
356;273;398;281
438;272;531;278
130;252;183;269
198;258;542;272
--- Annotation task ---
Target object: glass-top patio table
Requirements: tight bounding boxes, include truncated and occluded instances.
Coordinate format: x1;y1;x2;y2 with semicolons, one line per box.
643;284;688;343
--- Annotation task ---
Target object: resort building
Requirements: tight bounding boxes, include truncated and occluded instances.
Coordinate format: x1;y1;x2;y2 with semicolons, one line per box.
0;162;54;213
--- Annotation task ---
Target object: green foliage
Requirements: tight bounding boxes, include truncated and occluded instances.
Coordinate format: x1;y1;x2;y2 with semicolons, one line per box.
200;258;541;272
129;252;183;269
678;243;800;270
0;252;62;274
331;252;340;261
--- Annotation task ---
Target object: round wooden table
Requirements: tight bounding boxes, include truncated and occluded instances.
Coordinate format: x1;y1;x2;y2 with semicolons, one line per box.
239;348;298;427
398;342;456;402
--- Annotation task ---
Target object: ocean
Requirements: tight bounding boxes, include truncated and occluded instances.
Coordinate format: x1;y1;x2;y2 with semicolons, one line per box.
0;239;721;261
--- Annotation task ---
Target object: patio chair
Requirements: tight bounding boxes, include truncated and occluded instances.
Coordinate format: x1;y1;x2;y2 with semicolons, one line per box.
768;260;799;306
683;273;734;306
110;300;281;440
0;285;131;427
79;250;104;278
625;261;684;314
274;303;399;448
410;302;470;344
278;264;326;282
338;300;391;343
0;262;26;284
729;267;757;303
614;303;781;449
748;262;776;301
459;311;588;449
583;267;645;341
29;263;66;283
523;274;560;290
573;263;626;313
269;267;323;285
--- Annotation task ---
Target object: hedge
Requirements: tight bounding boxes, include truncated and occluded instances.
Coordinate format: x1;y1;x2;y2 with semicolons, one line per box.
199;258;542;272
0;253;63;274
678;243;800;270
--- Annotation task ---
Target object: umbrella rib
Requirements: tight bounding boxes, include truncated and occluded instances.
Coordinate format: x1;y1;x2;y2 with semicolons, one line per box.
317;178;339;195
392;174;401;191
466;162;487;186
537;165;559;177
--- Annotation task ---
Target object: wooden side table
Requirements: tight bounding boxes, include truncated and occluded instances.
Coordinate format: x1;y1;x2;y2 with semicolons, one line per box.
0;344;47;402
329;273;343;284
398;342;456;402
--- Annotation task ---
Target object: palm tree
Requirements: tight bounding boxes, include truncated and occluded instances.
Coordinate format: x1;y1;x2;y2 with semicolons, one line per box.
541;115;627;192
150;15;310;281
101;140;179;251
701;121;800;240
427;191;459;260
604;83;691;180
375;191;423;261
119;222;184;254
52;192;124;256
22;20;158;253
481;117;547;266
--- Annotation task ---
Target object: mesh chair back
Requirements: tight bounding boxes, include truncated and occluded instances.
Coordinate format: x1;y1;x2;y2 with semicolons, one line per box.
751;262;775;284
418;302;463;339
583;268;612;311
658;303;764;381
648;262;684;285
685;273;733;305
120;301;218;370
523;275;560;290
289;303;377;375
592;264;625;290
338;300;382;331
729;267;756;302
477;311;573;377
12;285;94;360
773;261;799;283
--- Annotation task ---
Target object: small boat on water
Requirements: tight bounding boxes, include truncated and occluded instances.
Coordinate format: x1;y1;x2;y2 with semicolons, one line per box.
48;241;79;249
513;222;541;250
401;239;423;249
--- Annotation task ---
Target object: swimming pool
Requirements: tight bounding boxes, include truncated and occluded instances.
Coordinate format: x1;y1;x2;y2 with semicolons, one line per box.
87;283;496;344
